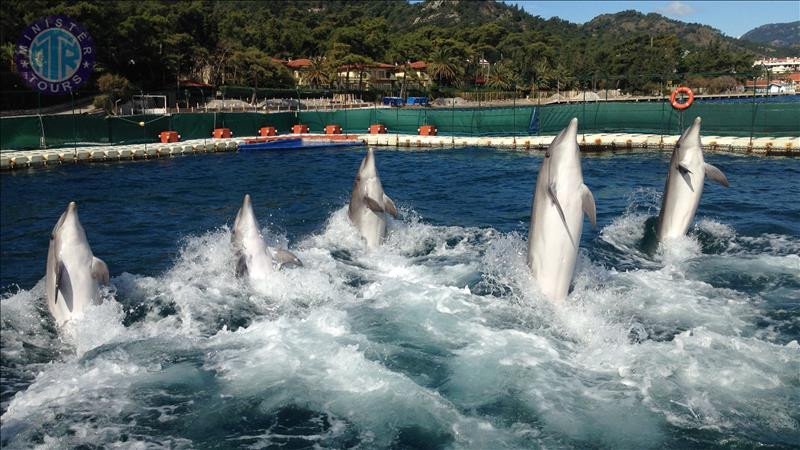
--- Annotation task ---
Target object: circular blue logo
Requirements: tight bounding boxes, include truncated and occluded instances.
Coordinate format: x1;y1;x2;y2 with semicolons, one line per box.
15;15;95;95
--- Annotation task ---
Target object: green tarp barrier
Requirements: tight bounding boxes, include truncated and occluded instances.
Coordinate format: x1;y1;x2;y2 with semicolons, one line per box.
0;115;43;149
1;112;297;150
2;102;797;150
538;101;800;137
297;107;535;136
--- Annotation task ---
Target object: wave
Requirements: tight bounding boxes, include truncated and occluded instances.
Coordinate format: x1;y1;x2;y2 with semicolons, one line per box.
2;203;798;448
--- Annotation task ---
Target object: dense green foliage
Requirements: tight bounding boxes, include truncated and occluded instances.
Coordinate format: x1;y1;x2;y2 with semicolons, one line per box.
0;0;784;101
741;21;800;49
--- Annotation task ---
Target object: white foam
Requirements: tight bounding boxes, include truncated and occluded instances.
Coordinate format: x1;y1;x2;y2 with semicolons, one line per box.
2;203;798;448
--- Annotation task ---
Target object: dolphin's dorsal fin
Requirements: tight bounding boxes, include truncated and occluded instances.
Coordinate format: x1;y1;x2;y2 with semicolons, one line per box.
383;194;398;218
91;257;110;285
581;184;597;228
364;196;385;214
270;248;303;268
235;254;248;278
547;184;575;247
704;163;729;187
57;262;74;312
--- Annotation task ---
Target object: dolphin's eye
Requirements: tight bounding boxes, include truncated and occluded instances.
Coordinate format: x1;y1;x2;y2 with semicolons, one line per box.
545;151;551;158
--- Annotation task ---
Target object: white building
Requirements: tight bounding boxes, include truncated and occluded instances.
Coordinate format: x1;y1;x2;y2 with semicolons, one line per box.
752;57;800;74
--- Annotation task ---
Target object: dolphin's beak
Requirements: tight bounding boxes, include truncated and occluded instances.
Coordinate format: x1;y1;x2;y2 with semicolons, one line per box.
565;117;578;139
67;201;77;214
549;118;579;154
363;148;376;171
683;117;702;142
242;194;251;208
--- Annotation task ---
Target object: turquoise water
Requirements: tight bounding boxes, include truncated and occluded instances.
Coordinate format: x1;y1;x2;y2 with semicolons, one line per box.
1;147;798;448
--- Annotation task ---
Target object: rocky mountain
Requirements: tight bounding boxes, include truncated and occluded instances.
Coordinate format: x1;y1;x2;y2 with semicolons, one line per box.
570;9;785;56
741;21;800;48
408;2;784;55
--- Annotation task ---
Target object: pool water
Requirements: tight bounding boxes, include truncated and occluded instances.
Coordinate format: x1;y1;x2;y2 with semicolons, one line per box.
1;147;798;448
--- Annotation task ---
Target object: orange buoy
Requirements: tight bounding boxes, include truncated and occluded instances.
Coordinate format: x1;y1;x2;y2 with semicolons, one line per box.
670;86;694;110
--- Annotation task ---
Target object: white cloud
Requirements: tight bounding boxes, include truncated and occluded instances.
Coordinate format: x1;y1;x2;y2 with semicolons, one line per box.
658;1;696;17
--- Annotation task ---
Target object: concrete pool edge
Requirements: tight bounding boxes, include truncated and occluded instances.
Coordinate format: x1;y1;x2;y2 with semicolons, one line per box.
2;133;798;170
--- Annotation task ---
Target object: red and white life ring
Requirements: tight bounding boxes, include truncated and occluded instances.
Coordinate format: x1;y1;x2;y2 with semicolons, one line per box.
670;86;694;110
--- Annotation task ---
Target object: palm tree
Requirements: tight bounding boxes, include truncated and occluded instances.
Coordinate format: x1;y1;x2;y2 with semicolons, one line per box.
486;62;516;91
339;54;372;93
398;61;419;99
304;56;330;89
533;60;552;97
552;62;571;97
427;47;460;85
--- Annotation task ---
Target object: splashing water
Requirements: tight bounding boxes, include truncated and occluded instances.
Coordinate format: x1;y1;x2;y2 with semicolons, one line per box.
1;148;798;448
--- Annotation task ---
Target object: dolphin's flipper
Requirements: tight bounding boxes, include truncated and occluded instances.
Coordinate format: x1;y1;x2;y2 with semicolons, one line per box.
57;262;74;312
547;184;575;247
91;257;110;285
383;194;398;218
46;242;58;306
364;196;385;214
271;248;303;268
232;208;242;242
235;254;248;278
704;163;729;187
581;184;597;227
677;163;694;191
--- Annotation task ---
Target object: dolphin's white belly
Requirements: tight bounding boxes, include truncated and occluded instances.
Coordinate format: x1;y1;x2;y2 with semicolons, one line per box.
243;236;273;282
356;208;386;249
658;170;705;240
528;191;584;301
50;246;99;324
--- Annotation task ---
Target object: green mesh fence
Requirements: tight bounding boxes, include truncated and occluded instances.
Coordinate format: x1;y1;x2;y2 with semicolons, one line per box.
1;112;297;150
538;101;800;137
1;102;797;150
1;115;43;149
297;107;535;136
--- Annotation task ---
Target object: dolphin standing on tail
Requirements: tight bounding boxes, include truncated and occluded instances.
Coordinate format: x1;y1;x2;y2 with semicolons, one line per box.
232;194;302;284
656;117;729;241
348;148;398;249
45;202;110;325
527;118;596;301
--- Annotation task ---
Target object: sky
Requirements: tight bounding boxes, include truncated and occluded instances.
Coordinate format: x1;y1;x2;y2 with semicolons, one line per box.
504;1;800;38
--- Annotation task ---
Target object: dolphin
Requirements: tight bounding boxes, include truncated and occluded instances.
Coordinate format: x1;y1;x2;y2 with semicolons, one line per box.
45;202;110;325
527;118;596;302
348;148;398;249
232;194;302;283
656;117;729;241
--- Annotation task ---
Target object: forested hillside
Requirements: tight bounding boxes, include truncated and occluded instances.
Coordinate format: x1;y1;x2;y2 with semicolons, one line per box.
0;0;787;100
741;21;800;49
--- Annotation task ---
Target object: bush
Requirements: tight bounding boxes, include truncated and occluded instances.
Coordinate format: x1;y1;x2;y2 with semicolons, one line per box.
96;73;133;114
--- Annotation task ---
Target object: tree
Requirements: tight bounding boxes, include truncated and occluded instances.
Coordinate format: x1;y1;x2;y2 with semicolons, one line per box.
427;47;460;86
93;73;133;114
552;62;571;95
533;60;553;94
486;61;518;90
225;47;294;90
304;56;331;89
